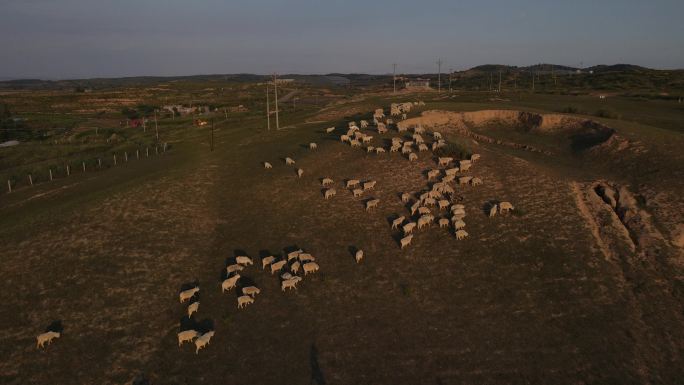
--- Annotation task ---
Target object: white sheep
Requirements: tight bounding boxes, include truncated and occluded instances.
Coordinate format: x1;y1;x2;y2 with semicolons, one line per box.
401;193;411;203
362;180;376;190
489;204;498;217
355;250;364;263
361;135;373;143
298;253;316;262
392;216;405;229
471;154;481;162
195;331;215;354
400;234;414;249
325;188;337;199
285;157;295;165
366;146;375;153
353;188;364;197
417;215;432;230
418;143;429;152
375;147;386;154
177;329;198;347
458;176;473;185
221;274;240;292
281;276;302;291
281;272;294;281
187;301;200;318
403;222;416;235
438;200;450;210
366;199;380;211
179;287;200;303
454;219;466;230
438;157;453;167
499;201;514;213
226;264;244;274
459;162;471;172
291;260;301;274
326;127;336;133
297;168;304;178
271;260;287;274
427;169;441;180
410;202;420;215
36;331;60;349
424;198;436;207
418;206;431;215
264;162;272;169
348;121;357;128
309;142;318;150
408;153;418;161
433;132;442;139
236;256;253;266
237;295;255;309
321;177;334;186
360;120;369;128
455;230;469;240
303;262;320;275
346;179;360;188
261;256;276;269
471;177;482;186
390;144;400;152
241;286;261;297
439;218;450;228
452;204;465;210
445;167;459;176
442;174;455;183
340;134;350;142
350;140;361;148
452;207;466;216
401;147;412;155
287;249;303;260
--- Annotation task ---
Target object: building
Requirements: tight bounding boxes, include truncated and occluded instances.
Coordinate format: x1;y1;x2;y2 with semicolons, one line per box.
404;79;431;90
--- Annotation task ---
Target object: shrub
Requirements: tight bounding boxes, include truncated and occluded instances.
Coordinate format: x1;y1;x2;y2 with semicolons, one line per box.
434;141;472;160
559;105;580;114
594;109;619;119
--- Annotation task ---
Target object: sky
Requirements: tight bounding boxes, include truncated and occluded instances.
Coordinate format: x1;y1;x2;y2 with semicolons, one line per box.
1;0;683;79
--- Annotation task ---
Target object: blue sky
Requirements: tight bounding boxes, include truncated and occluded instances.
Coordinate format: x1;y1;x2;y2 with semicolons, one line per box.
1;0;683;79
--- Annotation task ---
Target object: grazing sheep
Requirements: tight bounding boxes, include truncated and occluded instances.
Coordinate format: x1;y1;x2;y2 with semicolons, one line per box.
452;214;466;223
221;274;240;292
403;222;416;234
346;179;360;188
340;134;350;142
187;301;200;318
325;188;337;199
178;330;199;347
195;331;215;354
326;127;336;133
439;218;450;228
442;174;455;183
350;140;361;148
471;177;483;186
417;215;432;230
424;198;436;207
261;256;276;269
281;276;302;291
363;180;377;190
402;113;407;120
366;146;375;153
454;219;466;229
459;162;471;172
392;216;405;229
499;201;514;213
264;162;272;169
452;204;465;210
360;120;369;128
455;230;469;240
438;157;453;167
458;176;473;185
471;153;481;162
418;143;429;152
353;188;364;197
237;295;255;309
348;121;357;128
403;140;415;147
375;147;386;154
390;144;400;152
366;199;380;211
489;204;498;217
427;169;441;180
36;331;60;349
179;287;200;303
322;177;334;186
401;193;411;203
287;249;303;260
400;234;414;249
361;135;373;143
271;260;287;275
414;125;425;134
309;142;318;150
297;168;304;178
386;118;394;125
236;256;253;266
242;286;261;298
355;250;364;263
226;264;244;274
402;147;412;155
410;202;421;215
298;253;316;263
408;153;418;161
452;208;466;216
285;157;295;165
438;200;450;210
291;260;301;274
433;132;442;139
303;262;320;275
418;206;431;215
445;167;459;176
281;272;294;280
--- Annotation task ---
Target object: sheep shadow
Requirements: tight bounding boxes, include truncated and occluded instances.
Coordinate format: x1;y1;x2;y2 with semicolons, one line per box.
235;276;257;296
347;245;360;258
180;280;200;292
45;320;64;334
482;200;499;216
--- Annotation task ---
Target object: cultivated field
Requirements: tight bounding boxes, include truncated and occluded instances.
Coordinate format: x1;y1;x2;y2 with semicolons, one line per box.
1;86;683;384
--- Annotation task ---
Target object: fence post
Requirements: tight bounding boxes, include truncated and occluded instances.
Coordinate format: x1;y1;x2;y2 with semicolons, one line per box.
7;180;11;193
28;174;33;186
49;169;53;181
66;165;71;176
114;154;117;165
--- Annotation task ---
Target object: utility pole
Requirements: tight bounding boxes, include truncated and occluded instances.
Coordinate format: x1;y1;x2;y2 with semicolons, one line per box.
437;58;443;92
154;109;159;141
392;63;397;93
266;83;270;131
273;73;280;130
